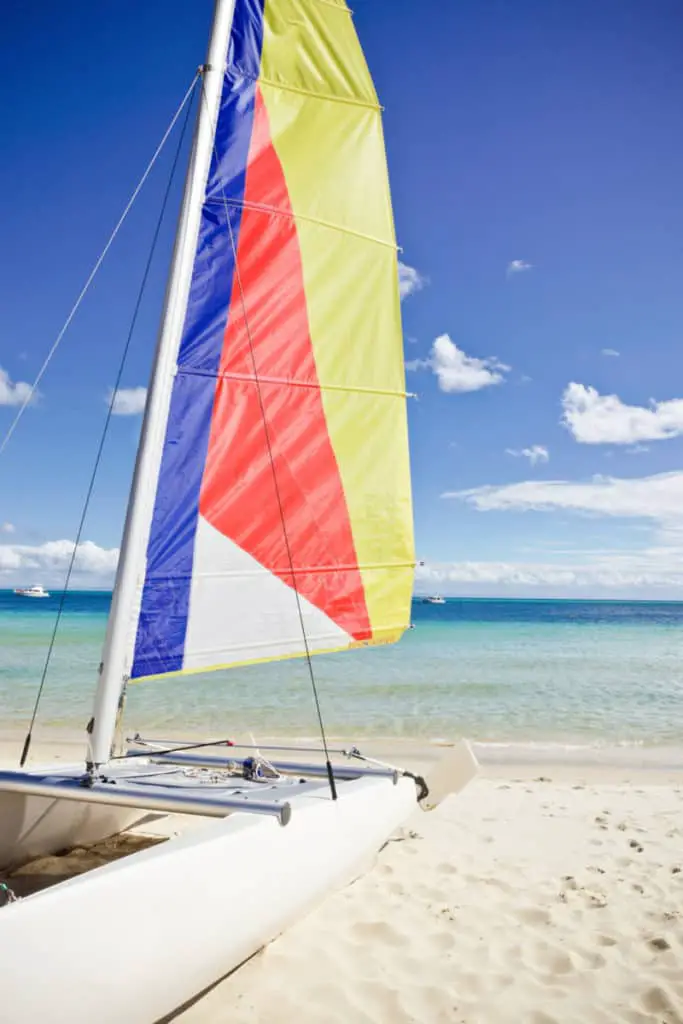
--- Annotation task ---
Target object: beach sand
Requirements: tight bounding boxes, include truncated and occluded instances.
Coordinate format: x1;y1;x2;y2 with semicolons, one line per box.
2;735;683;1022
174;767;683;1023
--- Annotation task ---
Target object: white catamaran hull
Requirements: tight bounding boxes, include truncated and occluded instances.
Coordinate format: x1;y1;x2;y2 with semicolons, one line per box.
0;774;416;1024
0;776;143;870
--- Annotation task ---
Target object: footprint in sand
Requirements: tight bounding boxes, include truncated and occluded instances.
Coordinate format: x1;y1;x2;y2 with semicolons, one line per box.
545;950;575;975
517;906;553;927
640;984;682;1018
428;930;456;952
580;950;607;969
352;920;405;948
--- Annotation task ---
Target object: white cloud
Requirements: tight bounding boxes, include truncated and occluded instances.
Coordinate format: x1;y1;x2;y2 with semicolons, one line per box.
0;539;119;585
0;367;33;407
398;261;426;300
415;552;683;595
110;386;147;416
436;468;683;597
1;522;15;534
445;470;683;526
601;348;620;357
506;259;532;275
406;334;511;393
561;383;683;445
505;445;549;466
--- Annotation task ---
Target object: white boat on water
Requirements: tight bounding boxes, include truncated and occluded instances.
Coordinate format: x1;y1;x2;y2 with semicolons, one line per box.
0;2;477;1021
424;594;446;604
13;585;49;598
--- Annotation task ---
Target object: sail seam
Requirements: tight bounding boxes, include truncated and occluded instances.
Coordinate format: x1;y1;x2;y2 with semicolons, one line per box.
259;77;380;111
229;66;380;111
147;626;404;658
143;562;417;582
129;629;407;683
176;366;409;398
204;196;397;250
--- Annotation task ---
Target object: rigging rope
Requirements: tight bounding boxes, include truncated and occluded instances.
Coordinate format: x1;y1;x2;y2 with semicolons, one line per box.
0;73;200;460
199;82;339;801
19;78;199;768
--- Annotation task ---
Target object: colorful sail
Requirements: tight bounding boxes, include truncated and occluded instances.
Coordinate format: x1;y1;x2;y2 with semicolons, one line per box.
128;0;414;680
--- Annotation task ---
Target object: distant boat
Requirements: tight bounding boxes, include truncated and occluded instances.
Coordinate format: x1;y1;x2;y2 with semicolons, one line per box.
13;585;50;599
423;595;446;605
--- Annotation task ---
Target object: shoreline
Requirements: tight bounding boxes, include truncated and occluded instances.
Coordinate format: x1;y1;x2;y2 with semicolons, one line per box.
3;727;683;784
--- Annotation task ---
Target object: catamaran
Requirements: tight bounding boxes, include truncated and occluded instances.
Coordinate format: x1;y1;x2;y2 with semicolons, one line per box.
0;1;477;1020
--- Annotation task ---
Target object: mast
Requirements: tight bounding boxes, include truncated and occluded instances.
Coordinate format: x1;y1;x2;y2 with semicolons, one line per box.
87;0;237;768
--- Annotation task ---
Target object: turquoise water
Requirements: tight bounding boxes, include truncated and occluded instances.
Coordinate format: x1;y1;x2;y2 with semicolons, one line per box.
1;591;682;747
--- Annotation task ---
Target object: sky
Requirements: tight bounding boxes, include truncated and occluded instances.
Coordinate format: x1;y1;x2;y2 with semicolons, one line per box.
2;0;683;598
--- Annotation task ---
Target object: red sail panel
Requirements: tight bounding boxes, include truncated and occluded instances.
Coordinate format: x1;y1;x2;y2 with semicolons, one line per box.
199;87;372;640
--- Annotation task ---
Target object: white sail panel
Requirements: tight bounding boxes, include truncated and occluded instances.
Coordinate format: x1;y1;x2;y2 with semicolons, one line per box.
180;517;352;675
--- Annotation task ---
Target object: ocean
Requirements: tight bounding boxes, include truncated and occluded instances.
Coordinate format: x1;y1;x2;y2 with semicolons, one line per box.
1;590;682;749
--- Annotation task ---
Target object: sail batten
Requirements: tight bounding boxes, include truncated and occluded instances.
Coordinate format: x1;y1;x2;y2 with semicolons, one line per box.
122;0;414;683
144;561;416;582
203;197;400;250
177;367;410;399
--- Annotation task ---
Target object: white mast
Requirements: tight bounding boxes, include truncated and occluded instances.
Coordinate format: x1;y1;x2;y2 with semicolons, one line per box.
87;0;238;768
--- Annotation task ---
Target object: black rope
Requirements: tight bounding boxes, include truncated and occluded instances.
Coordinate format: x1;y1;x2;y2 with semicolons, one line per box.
112;735;235;761
198;80;338;801
19;79;199;768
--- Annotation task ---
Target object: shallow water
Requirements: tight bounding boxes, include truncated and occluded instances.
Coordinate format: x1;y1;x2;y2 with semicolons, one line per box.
1;591;682;748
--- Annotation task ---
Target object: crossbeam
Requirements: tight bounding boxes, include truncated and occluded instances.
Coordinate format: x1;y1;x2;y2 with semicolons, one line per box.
141;751;398;784
0;770;291;825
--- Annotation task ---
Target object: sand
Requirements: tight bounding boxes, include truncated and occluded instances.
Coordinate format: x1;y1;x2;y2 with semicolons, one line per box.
2;733;683;1022
176;764;683;1024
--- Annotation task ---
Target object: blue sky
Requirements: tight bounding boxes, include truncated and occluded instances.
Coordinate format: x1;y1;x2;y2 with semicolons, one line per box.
2;0;683;597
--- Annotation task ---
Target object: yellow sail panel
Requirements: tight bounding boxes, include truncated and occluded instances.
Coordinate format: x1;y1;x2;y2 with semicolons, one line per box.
258;0;415;643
